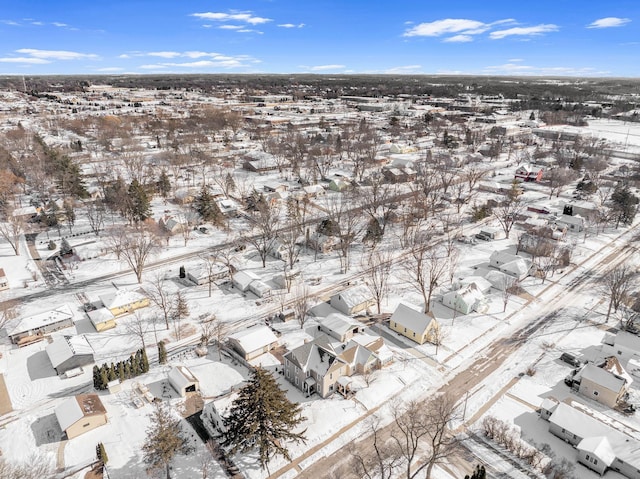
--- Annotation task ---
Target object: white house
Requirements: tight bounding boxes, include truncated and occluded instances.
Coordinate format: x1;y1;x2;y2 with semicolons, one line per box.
330;285;375;316
318;313;365;342
554;214;585;232
201;392;238;437
442;283;488;315
46;335;95;375
9;303;75;345
55;394;107;440
489;251;532;281
227;324;279;361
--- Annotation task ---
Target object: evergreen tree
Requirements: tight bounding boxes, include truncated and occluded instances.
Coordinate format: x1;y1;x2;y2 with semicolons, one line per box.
117;361;125;382
92;365;101;390
131;354;140;376
96;442;109;464
611;183;639;227
142;401;193;479
141;348;150;373
158;341;167;364
128;179;151;223
222;367;306;472
157;169;171;198
464;465;486;479
173;292;189;321
108;363;117;382
60;237;72;256
98;366;109;390
124;361;132;379
194;185;223;225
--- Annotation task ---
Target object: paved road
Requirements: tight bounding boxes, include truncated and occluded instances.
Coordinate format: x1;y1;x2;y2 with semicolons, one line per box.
285;226;639;479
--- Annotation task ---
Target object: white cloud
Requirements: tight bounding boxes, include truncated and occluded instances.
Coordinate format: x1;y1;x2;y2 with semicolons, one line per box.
384;65;423;74
31;21;44;26
508;58;524;62
147;51;182;58
490;24;558;39
0;56;50;64
587;17;631;29
237;29;263;34
139;64;167;70
191;11;271;25
403;18;489;37
278;23;305;28
95;67;124;72
0;20;20;26
52;22;67;27
136;52;260;70
219;25;243;30
308;64;346;71
483;62;607;76
443;34;473;43
15;48;99;60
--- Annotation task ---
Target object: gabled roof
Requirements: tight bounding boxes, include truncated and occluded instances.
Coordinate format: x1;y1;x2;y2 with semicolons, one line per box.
228;324;278;354
284;339;339;375
46;335;94;368
169;366;198;391
100;289;147;310
614;331;640;353
389;303;433;335
579;363;627;392
320;313;361;337
55;394;106;432
331;285;373;309
577;436;616;466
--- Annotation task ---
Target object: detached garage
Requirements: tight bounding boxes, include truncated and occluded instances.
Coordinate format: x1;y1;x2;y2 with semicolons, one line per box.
55;394;107;439
168;366;200;397
46;335;95;375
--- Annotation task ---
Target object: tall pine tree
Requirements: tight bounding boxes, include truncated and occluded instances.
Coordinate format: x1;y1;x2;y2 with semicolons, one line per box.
128;179;151;223
222;367;306;472
142;402;193;479
194;185;223;225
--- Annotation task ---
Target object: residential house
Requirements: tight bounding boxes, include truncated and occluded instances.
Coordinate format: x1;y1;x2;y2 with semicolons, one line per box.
572;357;632;408
99;289;149;317
514;164;543;182
46;335;95;375
554;214;585;232
453;276;493;294
227;324;279;361
263;183;288;194
242;151;279;173
442;283;489;315
283;337;348;398
187;263;229;286
9;303;75;345
306;232;336;253
168;366;200;397
55;394;107;439
606;331;640;362
87;308;116;332
0;268;8;291
484;270;516;291
318;313;365;342
330;285;375;316
389;303;440;345
201;392;239;437
216;198;240;216
489;251;532;281
233;270;271;298
328;178;351;192
159;215;185;234
302;184;326;198
543;401;640;479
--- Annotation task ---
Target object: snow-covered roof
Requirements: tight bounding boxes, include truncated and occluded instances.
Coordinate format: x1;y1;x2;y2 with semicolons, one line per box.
579;363;626;392
444;283;485;305
100;289;147;310
613;331;640;353
9;303;75;336
168;366;198;392
228;324;278;354
501;258;531;277
484;270;514;290
331;285;373;310
320;313;361;337
55;394;106;432
577;436;616;466
46;335;94;368
87;307;115;326
389;303;433;335
456;276;493;294
233;270;261;291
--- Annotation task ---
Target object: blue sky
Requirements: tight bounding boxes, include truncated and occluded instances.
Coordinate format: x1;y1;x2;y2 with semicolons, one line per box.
0;1;638;76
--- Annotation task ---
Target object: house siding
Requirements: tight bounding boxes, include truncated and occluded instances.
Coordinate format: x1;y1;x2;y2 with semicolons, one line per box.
65;414;107;439
579;378;621;408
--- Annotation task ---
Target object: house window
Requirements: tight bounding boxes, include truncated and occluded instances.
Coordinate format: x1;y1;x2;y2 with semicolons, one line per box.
593;459;598;465
413;332;415;337
586;454;590;461
404;328;407;333
83;422;91;428
295;377;299;386
330;373;332;379
561;428;565;433
593;391;599;396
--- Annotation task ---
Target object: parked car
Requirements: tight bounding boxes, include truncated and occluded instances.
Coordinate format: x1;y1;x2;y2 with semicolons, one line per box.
475;233;492;242
457;235;477;244
560;352;582;368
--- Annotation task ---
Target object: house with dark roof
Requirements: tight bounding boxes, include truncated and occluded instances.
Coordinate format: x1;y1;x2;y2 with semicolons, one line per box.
55;394;107;439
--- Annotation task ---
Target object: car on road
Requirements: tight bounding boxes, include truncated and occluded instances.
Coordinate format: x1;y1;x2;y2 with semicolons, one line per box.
560;352;582;368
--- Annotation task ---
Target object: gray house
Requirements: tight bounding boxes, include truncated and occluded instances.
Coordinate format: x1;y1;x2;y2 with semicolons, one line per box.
46;335;95;375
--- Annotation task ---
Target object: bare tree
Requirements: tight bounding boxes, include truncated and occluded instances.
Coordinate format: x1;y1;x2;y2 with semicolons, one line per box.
0;213;24;256
278;221;302;270
430;322;448;354
148;273;174;330
493;183;525;239
421;394;461;479
198;254;223;298
402;244;448;313
601;263;636;322
363;248;392;314
177;209;198;247
117;227;158;283
0;299;18;331
326;192;364;274
124;310;150;350
349;416;400;479
546;167;578;199
246;199;279;268
292;283;313;329
86;200;105;236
